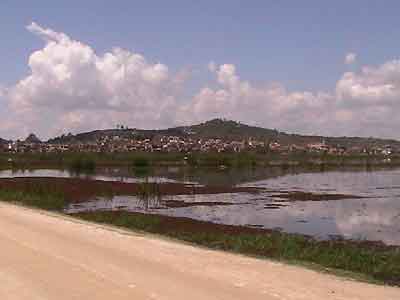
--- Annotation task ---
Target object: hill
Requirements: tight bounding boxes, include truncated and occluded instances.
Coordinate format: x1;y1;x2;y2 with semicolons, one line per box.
25;133;42;144
179;119;400;149
47;118;400;149
175;119;280;140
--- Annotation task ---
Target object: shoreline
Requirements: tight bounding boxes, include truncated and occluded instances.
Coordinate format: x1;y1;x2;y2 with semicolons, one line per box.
1;202;399;299
2;151;400;170
0;190;399;286
72;210;400;286
0;168;399;286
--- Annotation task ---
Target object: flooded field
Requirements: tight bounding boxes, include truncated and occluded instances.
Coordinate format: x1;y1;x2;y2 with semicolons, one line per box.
0;168;182;183
1;167;400;246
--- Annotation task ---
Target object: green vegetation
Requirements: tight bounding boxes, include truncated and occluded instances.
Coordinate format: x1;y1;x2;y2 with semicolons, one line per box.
1;151;400;170
184;152;260;168
75;211;400;286
68;156;96;173
0;152;185;169
0;181;399;286
0;183;66;210
131;156;152;177
132;156;151;168
136;181;161;199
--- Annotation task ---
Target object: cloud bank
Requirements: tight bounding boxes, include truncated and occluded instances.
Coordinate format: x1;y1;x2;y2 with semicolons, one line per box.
4;22;182;139
1;23;400;140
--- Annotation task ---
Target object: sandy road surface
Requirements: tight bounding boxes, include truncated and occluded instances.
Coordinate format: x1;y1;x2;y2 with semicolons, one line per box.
0;203;398;300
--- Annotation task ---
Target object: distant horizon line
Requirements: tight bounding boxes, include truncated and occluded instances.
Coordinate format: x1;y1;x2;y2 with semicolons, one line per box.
3;118;400;143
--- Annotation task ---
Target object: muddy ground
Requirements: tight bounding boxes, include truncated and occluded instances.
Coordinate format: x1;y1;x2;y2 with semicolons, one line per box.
271;191;365;201
0;177;262;202
0;177;365;203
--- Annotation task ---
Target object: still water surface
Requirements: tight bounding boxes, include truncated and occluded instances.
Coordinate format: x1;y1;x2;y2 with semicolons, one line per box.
1;167;400;245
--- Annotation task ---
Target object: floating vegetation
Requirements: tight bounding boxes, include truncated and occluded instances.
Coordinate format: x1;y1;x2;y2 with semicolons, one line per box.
136;180;162;210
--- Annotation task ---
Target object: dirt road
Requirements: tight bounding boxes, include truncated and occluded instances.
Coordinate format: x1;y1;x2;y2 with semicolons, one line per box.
0;203;398;300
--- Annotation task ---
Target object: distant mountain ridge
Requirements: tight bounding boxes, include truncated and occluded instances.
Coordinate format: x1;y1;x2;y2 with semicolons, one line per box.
47;118;400;149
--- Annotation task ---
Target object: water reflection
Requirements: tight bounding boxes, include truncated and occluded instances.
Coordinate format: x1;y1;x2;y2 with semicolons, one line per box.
65;168;400;246
2;166;400;245
0;168;180;183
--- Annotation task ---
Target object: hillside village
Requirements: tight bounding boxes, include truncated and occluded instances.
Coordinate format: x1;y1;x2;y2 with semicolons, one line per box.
0;119;397;156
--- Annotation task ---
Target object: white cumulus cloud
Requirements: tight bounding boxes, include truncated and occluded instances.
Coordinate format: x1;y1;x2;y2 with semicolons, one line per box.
336;60;400;106
3;22;184;139
2;23;400;139
179;63;336;135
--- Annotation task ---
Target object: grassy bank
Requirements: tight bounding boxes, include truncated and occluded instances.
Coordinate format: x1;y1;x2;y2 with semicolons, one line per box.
1;151;400;170
0;184;66;210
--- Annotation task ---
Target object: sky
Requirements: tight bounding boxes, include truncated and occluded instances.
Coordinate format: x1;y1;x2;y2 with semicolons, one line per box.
1;1;400;140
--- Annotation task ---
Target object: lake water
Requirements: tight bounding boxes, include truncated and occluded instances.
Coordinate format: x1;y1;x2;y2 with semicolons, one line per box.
0;168;184;183
2;167;400;245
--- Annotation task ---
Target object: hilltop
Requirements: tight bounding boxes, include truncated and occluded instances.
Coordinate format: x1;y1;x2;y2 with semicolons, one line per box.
180;119;400;149
47;118;400;149
46;119;281;144
25;133;42;144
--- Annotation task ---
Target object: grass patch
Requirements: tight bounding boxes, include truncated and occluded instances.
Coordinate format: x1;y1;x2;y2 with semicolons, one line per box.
132;156;151;168
2;151;400;169
68;156;96;173
0;184;66;211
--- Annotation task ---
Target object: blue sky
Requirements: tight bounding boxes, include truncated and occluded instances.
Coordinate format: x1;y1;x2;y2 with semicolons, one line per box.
1;1;400;139
2;0;399;89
